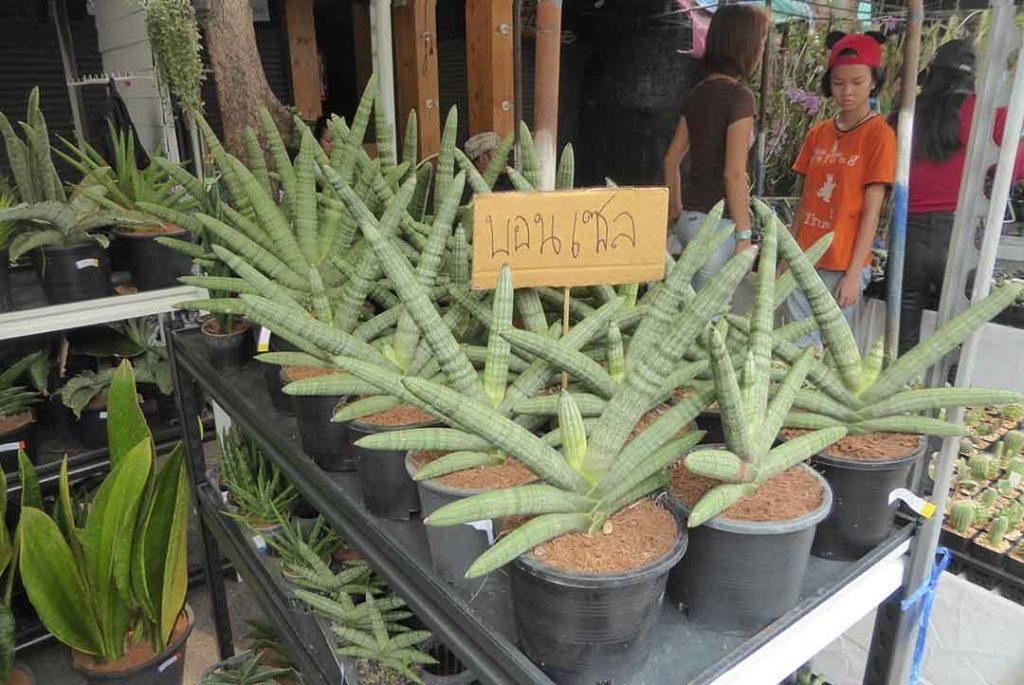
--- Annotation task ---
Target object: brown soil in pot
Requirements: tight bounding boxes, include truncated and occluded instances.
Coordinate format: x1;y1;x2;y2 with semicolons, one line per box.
528;499;677;574
669;463;824;522
281;365;344;382
0;411;33;435
782;429;920;462
973;537;1011;555
411;450;535;490
72;609;189;673
202;318;250;336
356;658;412;685
7;665;30;685
357;403;434;427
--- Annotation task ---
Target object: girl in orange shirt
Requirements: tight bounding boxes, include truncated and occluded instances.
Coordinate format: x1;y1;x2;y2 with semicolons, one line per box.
786;32;897;345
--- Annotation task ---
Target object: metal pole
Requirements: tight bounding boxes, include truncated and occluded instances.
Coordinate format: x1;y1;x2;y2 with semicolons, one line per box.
370;0;397;165
533;0;562;191
754;0;773;196
50;0;88;143
883;0;923;365
882;16;1024;685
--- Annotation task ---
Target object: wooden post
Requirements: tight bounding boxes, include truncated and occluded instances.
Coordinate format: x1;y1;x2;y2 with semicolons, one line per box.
466;0;515;138
533;0;562;191
283;0;323;120
393;0;441;158
351;1;374;96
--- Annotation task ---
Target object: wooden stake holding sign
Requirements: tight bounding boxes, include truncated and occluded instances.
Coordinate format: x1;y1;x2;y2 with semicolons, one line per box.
471;187;669;387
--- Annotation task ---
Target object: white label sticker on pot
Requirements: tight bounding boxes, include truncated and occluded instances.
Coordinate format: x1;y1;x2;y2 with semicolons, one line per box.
466;519;495;545
251;534;267;553
257;326;271;352
99;411;108;420
220;489;230;505
0;441;24;453
157;655;178;673
888;488;936;519
1011;472;1022;488
75;258;100;270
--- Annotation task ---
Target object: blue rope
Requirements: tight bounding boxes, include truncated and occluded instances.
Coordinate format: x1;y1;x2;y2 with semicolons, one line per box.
900;547;952;685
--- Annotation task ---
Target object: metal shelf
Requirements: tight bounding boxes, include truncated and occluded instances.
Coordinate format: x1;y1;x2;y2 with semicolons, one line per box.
0;269;204;341
168;326;915;685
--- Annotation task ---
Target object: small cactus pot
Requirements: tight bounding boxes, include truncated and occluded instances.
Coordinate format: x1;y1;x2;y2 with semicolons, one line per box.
1004;544;1024;581
938;525;975;554
969;537;1009;569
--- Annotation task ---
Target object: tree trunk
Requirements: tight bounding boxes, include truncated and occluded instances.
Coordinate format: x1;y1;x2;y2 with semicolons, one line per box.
204;0;292;156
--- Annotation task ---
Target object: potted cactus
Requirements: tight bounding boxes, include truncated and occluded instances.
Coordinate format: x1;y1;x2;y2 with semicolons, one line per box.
18;362;194;685
971;513;1013;567
759;201;1024;560
940;499;981;553
0;89;140;304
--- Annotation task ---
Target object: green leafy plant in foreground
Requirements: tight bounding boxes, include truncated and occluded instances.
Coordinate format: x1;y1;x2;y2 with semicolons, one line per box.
18;361;191;661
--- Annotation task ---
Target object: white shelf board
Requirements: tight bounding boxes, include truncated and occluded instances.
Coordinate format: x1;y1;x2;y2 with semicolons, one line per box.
709;538;911;685
0;286;205;340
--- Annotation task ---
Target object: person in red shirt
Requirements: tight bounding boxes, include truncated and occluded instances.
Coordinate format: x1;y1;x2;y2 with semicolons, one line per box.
898;39;1024;353
786;32;896;346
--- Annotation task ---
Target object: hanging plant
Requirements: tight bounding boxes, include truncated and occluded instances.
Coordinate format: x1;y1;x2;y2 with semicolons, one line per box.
143;0;205;116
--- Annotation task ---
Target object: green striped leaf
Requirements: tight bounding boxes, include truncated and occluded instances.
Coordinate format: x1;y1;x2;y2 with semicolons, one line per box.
466;513;591;577
502;329;619;399
355;428;491;453
427;485;592;526
413;451;506;481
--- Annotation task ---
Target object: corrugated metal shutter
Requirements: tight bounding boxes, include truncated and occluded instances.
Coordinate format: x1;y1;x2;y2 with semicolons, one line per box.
0;1;108;181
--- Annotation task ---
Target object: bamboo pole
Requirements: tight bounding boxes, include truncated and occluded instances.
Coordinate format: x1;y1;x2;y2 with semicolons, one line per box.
533;0;562;191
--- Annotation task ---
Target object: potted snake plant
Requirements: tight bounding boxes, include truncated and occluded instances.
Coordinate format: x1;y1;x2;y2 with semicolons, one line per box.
751;202;1024;560
18;361;193;685
0;352;43;469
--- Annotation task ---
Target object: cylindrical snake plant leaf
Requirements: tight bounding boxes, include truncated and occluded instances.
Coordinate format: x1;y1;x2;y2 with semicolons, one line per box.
848;416;968;437
434;107;458;215
556;143;575;190
558;390;588;478
402;376;589;493
465;512;592;578
862;282;1024;402
403;109;418;166
333;395;401;423
687;483;759;528
196;211;308;292
502;329;619;399
283;375;381;398
776;224;862;390
761;426;846;481
210;245;305;311
243;126;272;196
515;393;607;417
483;265;514;407
255;352;331;368
758;346;816;456
706;326;754;460
412;451;506;481
340;74;378;183
606;321;625;384
857;388;1024;422
684;450;760;483
355;428;491;453
293;129;321;265
427;484;592;527
598;432;704;507
454;149;490;194
259;107;298;207
483;134;515;188
517;121;541;188
196;116;254;220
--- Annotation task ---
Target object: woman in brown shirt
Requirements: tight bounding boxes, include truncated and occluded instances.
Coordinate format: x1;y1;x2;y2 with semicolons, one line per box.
662;5;768;288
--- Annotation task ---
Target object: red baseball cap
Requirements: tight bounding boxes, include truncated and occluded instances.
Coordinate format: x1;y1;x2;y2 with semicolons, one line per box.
828;34;883;69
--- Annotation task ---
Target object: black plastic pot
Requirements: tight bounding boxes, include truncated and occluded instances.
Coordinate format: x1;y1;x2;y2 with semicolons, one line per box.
78;405;109;449
0;415;34;472
1006;547;1024;580
266;334;299;414
969;538;1006;568
810;438;925;560
201;320;253;370
291;385;355;472
73;605;194;685
666;465;833;636
114;229;193;291
405;454;491;588
0;250;11;312
509;502;687;685
939;526;975;554
349;417;434;520
37;242;111;304
694;409;724;444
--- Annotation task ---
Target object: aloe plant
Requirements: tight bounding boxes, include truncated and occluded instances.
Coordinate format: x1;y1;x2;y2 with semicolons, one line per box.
201;652;295;685
0;189;16;252
219;427;298;527
307;592;435;685
19;361;191;660
729;200;1024;439
264;511;341;573
55;121;194;226
0;352;44;421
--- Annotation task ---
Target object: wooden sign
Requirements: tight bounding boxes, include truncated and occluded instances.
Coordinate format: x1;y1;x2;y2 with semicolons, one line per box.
471;187;669;289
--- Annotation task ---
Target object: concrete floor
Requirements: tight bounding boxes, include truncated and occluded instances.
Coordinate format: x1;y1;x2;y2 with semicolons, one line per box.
19;575;262;685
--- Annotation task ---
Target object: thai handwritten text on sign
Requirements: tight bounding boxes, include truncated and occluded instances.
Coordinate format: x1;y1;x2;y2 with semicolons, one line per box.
471;187;669;289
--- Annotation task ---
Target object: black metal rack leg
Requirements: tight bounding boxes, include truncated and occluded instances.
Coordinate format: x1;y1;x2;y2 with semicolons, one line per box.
861;589;902;684
164;316;235;660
